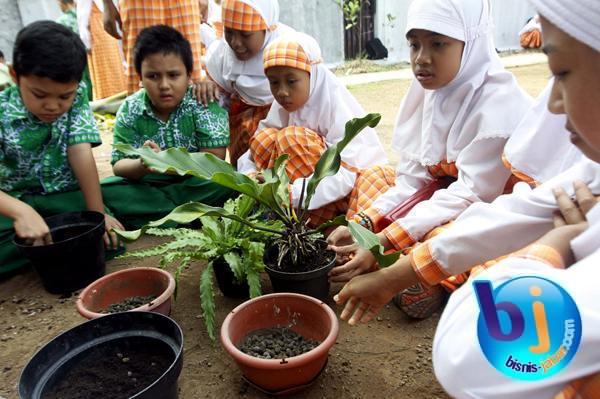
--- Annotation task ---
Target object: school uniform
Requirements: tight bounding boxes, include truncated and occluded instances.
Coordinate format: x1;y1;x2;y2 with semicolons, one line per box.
433;205;600;399
236;32;391;226
104;87;234;229
357;0;532;254
205;0;294;168
0;84;102;274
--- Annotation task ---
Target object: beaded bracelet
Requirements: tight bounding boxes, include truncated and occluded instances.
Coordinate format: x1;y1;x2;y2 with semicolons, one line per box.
355;211;374;232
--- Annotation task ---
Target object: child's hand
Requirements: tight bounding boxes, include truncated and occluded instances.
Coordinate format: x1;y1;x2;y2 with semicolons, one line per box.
103;214;124;249
334;268;397;325
327;225;356;247
13;205;53;246
552;180;598;227
328;243;377;282
143;140;161;153
194;81;220;106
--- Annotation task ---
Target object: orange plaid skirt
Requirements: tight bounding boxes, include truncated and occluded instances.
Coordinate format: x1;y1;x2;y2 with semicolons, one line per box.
229;97;271;168
88;3;126;100
119;0;203;94
250;126;396;227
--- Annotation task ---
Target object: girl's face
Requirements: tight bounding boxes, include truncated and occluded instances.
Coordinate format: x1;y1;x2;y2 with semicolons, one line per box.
541;16;600;162
407;29;464;90
265;66;310;113
224;28;266;61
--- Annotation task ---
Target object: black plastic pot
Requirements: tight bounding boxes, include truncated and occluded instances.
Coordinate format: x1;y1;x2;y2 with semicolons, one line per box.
19;311;184;399
14;211;106;294
213;256;250;299
264;242;336;302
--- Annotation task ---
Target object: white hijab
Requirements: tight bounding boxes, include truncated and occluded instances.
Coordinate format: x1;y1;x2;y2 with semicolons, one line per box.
205;0;293;106
529;0;600;52
259;32;387;169
392;0;531;165
77;0;108;50
504;78;584;184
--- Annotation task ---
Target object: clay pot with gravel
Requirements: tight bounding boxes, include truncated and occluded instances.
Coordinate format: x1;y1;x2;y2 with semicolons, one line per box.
76;267;175;319
221;293;339;395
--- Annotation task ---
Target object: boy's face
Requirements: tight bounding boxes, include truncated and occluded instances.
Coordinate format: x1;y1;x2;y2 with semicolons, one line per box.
15;73;78;123
224;28;266;61
266;66;310;113
140;52;190;119
407;29;464;90
541;16;600;162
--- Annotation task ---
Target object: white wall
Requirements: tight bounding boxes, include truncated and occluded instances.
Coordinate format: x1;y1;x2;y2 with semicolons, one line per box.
374;0;537;63
279;0;344;65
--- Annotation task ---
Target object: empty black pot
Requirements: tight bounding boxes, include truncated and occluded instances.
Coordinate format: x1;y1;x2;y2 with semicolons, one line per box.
264;242;336;302
19;311;184;399
213;256;250;299
14;211;106;294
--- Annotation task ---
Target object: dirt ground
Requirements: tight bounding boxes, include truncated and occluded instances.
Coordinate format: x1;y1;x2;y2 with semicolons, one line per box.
0;63;548;399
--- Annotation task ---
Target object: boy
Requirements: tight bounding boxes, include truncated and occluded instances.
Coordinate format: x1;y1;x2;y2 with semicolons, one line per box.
0;21;123;274
104;25;233;229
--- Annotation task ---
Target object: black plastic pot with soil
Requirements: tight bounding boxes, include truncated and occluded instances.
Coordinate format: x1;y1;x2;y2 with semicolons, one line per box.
264;239;336;301
14;211;106;294
18;311;183;399
212;255;250;299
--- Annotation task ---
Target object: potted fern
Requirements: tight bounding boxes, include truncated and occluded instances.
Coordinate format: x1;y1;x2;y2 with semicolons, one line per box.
120;195;281;340
116;113;381;311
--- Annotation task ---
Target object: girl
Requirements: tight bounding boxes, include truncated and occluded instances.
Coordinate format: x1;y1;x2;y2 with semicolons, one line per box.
328;0;532;317
237;32;391;226
200;0;293;168
434;2;600;395
76;0;126;100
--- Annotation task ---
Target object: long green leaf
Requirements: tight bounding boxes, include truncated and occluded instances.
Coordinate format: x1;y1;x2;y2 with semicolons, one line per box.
347;221;400;267
304;113;381;211
224;252;244;282
200;264;216;341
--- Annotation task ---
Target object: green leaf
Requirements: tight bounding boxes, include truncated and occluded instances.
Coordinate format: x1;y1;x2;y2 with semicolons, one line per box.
115;201;284;242
347;221;400;267
303;113;381;210
200;264;217;342
224;252;244;282
316;214;348;232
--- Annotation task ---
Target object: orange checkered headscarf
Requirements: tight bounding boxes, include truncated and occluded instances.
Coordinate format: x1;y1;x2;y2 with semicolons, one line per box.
222;0;269;31
255;32;388;170
263;40;314;73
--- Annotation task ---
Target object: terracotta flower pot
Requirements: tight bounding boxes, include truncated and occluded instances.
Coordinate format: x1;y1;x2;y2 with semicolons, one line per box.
76;267;176;319
221;293;339;394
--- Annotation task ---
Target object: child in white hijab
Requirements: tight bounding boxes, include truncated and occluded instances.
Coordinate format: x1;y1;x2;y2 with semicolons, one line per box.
237;32;390;226
434;1;600;396
200;0;293;167
328;0;532;316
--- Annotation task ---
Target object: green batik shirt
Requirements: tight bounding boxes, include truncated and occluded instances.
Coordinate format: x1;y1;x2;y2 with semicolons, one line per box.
56;9;79;33
0;83;101;197
112;87;230;164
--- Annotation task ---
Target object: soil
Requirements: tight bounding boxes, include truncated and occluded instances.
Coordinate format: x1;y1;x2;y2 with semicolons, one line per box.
265;238;335;273
238;327;320;359
0;235;449;399
42;335;174;399
102;294;158;314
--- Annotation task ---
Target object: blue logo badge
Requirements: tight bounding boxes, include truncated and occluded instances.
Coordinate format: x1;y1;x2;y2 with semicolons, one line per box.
474;276;581;380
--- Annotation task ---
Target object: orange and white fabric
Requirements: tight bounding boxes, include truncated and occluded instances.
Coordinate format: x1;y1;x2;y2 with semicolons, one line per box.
205;0;294;106
118;0;204;94
519;14;542;48
222;0;268;31
237;32;389;211
362;0;532;251
78;0;127;100
503;79;584;187
409;158;600;288
433;205;600;399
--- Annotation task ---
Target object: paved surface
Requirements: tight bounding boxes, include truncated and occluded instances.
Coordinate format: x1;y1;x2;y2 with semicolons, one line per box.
339;52;547;86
